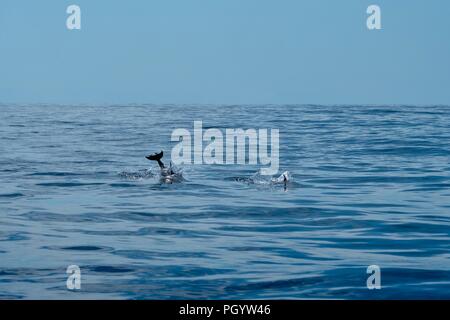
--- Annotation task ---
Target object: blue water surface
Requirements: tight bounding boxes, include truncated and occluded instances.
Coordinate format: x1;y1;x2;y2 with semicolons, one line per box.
0;104;449;299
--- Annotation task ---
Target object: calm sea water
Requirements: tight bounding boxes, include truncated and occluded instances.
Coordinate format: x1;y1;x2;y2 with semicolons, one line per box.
1;104;449;299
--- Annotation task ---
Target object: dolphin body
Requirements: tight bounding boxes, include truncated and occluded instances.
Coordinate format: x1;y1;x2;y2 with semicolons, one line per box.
271;171;291;184
232;170;291;190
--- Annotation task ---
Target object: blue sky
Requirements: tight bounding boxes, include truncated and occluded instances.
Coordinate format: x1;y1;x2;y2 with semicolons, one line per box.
1;0;449;105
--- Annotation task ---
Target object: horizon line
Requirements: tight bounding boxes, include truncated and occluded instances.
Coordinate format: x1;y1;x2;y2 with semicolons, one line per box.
1;102;450;108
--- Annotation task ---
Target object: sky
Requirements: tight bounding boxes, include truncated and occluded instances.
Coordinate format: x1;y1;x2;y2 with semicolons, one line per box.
0;0;449;105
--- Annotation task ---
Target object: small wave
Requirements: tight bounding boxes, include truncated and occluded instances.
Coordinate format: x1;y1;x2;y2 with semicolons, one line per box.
62;245;107;251
88;265;134;273
44;245;112;252
109;183;140;188
36;182;105;187
118;169;154;180
0;192;24;198
28;172;81;177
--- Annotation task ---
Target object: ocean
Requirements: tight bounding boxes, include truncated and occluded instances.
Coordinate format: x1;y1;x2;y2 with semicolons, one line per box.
0;104;449;299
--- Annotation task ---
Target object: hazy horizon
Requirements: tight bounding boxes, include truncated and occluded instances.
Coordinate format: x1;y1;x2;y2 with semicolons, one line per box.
2;102;450;107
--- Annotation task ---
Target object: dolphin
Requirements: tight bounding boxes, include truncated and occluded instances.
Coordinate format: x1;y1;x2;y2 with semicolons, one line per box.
146;150;182;183
272;171;291;184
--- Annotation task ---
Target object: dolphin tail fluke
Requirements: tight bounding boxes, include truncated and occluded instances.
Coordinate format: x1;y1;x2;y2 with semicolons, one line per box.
146;150;165;169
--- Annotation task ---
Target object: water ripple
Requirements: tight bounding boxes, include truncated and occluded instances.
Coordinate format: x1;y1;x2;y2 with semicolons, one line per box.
1;104;449;299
